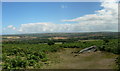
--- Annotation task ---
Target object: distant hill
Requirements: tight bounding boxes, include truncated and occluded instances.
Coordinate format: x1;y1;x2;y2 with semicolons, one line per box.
2;32;118;40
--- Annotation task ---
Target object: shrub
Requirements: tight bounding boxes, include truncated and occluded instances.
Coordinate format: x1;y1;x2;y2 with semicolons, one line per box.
28;60;36;66
3;56;27;69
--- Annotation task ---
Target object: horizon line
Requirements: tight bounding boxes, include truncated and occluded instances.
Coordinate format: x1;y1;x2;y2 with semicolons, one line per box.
1;31;119;35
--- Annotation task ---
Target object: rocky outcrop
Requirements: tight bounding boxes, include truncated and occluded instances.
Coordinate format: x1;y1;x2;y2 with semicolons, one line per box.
78;46;97;54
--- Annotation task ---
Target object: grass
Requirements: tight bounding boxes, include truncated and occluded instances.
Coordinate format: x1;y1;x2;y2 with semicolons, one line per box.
42;48;118;69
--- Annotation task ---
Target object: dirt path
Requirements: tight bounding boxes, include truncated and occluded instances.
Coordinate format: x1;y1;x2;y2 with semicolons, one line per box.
43;48;117;69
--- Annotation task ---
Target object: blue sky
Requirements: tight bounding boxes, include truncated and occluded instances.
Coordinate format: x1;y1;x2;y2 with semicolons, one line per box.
2;0;101;2
3;2;101;27
2;1;118;34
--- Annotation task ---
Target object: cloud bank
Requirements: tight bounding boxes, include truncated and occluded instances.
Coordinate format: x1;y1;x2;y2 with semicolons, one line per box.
3;0;118;34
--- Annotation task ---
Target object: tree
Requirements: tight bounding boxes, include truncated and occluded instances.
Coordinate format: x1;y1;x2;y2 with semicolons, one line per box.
47;41;54;46
103;39;109;44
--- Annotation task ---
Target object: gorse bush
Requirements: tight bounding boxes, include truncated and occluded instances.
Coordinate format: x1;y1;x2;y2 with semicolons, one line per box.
2;43;64;69
98;39;119;54
3;56;27;69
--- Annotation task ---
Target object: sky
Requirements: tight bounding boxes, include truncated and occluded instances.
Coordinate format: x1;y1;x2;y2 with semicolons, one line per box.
2;0;118;34
1;0;104;2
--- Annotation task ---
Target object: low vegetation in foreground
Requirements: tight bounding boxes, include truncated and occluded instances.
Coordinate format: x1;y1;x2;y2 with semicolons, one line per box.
1;32;120;70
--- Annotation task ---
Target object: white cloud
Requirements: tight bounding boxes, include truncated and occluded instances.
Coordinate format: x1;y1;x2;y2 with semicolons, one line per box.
3;0;118;34
18;22;77;33
7;25;16;30
62;0;118;32
3;25;18;34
